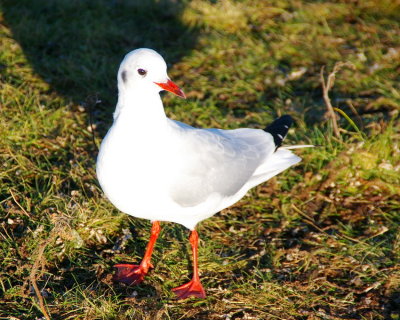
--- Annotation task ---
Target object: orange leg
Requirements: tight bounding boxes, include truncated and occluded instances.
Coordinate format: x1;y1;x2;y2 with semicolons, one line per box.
113;221;161;285
172;230;206;299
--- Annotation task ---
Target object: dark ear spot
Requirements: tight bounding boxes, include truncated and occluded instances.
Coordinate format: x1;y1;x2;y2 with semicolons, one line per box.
121;70;127;84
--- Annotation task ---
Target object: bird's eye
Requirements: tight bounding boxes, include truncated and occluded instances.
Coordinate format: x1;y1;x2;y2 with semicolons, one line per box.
137;68;147;76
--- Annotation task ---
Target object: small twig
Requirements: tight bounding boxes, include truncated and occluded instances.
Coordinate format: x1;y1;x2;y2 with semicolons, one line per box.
28;216;71;320
29;236;55;320
320;66;340;139
320;62;355;140
291;204;326;234
9;189;32;218
292;204;363;244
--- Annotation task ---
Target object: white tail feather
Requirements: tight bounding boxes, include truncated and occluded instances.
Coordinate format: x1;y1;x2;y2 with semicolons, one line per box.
281;144;314;150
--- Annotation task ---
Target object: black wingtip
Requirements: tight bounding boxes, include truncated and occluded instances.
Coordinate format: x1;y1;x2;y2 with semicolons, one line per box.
264;115;293;148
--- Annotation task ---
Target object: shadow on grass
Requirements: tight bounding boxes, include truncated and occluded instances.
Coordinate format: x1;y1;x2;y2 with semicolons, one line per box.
383;291;400;319
1;0;198;123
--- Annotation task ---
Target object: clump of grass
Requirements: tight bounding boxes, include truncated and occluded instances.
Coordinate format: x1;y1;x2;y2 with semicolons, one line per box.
183;0;251;33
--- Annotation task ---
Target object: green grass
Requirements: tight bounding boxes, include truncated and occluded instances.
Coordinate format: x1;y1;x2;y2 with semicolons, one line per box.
1;0;400;319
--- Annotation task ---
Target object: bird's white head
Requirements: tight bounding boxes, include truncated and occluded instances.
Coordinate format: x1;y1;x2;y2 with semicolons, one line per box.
117;48;186;98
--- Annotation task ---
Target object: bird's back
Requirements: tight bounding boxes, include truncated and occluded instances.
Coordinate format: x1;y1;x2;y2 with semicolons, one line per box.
166;119;286;208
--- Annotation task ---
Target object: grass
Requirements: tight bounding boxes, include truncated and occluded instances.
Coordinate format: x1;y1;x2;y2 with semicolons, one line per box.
0;0;399;319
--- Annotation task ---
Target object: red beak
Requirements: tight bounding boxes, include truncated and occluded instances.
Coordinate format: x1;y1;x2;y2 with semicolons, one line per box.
155;79;186;99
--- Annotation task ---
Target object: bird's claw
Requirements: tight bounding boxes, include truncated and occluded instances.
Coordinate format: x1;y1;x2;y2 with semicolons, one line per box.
172;279;206;299
113;263;153;285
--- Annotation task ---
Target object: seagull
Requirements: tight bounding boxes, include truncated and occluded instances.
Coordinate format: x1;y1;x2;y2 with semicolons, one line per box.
96;48;311;299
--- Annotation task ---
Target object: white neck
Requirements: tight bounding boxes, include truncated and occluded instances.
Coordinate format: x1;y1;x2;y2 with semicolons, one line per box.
113;85;167;129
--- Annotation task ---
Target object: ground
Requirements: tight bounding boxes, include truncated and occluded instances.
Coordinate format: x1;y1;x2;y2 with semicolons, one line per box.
0;0;399;319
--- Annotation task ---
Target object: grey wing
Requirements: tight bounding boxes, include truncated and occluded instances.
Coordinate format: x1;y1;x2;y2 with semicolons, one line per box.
168;122;275;207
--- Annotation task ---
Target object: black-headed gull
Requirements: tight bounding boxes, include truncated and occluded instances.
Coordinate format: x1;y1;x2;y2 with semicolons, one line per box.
96;48;309;299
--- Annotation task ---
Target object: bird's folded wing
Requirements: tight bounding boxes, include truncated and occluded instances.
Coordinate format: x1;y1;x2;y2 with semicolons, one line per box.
168;122;276;207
